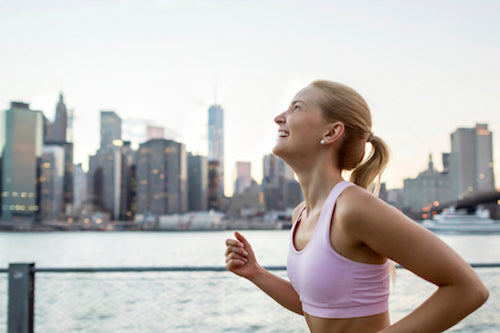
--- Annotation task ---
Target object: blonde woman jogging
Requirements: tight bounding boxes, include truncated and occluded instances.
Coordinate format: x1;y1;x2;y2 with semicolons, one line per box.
225;80;488;332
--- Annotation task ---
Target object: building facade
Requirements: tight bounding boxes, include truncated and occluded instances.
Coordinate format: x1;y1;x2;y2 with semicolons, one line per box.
136;139;187;215
450;124;495;200
39;145;65;222
208;104;224;198
1;102;44;222
100;111;122;149
234;161;252;195
187;153;208;212
261;154;301;211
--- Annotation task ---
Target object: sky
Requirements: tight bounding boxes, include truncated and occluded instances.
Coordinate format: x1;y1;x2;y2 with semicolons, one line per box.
1;0;499;195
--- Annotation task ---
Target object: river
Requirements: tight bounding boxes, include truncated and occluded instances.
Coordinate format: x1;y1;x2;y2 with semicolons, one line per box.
1;230;499;332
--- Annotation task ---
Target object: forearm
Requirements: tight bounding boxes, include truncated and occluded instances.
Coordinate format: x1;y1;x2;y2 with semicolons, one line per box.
249;266;303;315
380;283;488;332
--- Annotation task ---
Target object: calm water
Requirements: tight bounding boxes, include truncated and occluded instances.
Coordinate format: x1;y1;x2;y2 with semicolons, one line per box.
1;230;499;332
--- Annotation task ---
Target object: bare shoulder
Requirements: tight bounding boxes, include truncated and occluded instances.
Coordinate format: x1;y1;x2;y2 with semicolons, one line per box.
335;184;415;238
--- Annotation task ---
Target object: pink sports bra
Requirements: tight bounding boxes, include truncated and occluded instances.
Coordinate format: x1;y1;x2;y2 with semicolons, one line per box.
287;181;390;319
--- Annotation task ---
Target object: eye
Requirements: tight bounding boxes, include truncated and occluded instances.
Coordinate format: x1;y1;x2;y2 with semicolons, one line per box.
293;104;300;111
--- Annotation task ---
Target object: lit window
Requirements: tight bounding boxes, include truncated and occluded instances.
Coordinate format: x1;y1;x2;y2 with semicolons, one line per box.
43;162;51;168
12;192;18;197
20;192;27;198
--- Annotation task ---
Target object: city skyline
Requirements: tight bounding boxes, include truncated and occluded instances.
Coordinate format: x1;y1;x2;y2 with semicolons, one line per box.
1;1;499;193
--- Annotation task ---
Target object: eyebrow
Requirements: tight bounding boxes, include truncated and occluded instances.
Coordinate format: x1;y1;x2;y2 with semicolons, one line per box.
290;99;307;106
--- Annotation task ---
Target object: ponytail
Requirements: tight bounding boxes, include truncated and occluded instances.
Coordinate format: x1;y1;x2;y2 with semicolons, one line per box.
349;134;390;195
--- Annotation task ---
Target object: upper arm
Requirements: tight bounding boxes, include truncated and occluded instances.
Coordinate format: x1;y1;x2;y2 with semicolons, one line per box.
339;188;481;288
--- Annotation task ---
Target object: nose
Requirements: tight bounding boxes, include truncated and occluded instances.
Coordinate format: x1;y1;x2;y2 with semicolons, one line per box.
274;111;286;125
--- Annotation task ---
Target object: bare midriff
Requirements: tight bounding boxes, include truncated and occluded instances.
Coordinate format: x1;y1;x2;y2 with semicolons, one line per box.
304;311;390;333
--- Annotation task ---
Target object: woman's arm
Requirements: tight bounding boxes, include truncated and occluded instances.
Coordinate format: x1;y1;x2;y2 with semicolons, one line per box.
225;203;305;315
225;231;303;314
339;187;489;332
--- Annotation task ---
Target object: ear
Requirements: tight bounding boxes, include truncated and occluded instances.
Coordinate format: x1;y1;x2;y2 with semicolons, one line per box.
321;122;345;144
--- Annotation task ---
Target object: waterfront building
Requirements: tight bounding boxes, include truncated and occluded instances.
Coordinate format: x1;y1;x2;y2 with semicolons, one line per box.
402;154;451;213
52;93;68;142
450;124;495;200
39;145;65;222
208;104;225;198
227;181;265;217
119;141;136;220
136;139;187;215
44;93;74;217
208;160;222;211
146;125;164;140
187;153;208;212
100;111;122;149
234;161;253;195
73;163;87;209
88;146;122;219
87;111;124;220
0;102;44;222
261;154;300;210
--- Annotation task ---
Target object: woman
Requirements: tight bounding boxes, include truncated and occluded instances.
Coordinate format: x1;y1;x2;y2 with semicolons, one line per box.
225;80;489;332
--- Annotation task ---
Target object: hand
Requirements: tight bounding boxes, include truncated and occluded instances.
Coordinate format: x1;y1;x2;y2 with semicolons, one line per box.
225;231;261;280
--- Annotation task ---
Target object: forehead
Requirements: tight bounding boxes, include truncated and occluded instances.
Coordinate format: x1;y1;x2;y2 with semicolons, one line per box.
292;85;322;104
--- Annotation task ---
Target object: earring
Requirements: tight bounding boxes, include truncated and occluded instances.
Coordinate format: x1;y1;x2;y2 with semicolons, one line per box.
320;139;325;145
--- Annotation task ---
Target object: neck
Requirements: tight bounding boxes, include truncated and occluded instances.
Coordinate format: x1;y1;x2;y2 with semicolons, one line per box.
293;154;344;212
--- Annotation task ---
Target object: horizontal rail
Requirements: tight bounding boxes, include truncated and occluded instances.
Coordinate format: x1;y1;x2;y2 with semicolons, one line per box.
1;263;500;274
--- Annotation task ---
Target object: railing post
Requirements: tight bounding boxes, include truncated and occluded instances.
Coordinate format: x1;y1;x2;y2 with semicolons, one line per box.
8;263;35;333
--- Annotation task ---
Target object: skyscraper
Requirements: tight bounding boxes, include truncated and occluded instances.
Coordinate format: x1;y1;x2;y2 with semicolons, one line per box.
136;139;187;215
234;161;252;194
208;104;224;197
187;153;208;212
39;145;65;222
450;124;495;200
1;102;44;222
100;111;122;149
88;111;123;219
45;93;74;217
52;93;68;142
261;154;300;210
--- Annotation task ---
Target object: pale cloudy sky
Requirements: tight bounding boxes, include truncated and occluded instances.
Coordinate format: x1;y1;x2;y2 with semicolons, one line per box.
1;0;499;195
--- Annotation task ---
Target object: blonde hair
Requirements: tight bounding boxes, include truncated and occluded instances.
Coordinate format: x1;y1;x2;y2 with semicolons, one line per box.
311;80;390;192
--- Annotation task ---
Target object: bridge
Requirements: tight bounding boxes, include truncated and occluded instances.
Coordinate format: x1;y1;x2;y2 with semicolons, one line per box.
423;191;500;220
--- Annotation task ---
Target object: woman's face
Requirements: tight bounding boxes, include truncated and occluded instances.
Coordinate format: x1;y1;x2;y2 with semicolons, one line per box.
272;85;330;159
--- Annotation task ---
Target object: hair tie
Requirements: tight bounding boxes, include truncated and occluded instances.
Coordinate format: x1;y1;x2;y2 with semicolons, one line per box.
367;132;375;142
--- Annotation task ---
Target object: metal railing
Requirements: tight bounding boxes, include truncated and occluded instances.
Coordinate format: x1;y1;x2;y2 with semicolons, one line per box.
2;263;500;332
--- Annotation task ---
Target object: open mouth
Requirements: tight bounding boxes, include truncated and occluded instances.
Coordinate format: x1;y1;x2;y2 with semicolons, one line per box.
278;131;289;137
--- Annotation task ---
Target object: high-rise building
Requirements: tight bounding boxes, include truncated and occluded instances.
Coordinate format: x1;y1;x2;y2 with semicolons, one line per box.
39;145;65;222
187;153;208;212
88;145;122;219
88;111;124;220
52;93;68;142
450;124;495;200
45;93;74;217
208;104;224;197
73;163;87;209
234;161;252;194
100;111;122;149
261;154;300;210
136;139;187;215
120;141;136;220
1;102;44;222
208;160;222;211
402;154;451;213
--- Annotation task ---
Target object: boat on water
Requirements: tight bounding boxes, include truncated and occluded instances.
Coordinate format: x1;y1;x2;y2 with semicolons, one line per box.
421;207;500;234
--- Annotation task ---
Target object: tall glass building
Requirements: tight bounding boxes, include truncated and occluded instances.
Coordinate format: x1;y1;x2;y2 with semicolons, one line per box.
136;139;187;215
1;102;44;222
450;123;495;200
100;111;122;149
208;104;224;198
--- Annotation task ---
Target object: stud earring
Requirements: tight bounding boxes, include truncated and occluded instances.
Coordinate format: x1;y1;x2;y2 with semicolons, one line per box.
320;139;325;145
